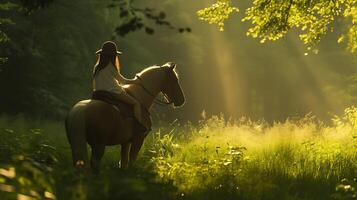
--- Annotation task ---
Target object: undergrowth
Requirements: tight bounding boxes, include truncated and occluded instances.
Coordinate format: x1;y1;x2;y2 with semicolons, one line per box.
0;107;356;200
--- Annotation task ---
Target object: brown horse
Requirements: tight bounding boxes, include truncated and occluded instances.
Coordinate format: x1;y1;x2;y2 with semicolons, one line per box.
65;62;185;172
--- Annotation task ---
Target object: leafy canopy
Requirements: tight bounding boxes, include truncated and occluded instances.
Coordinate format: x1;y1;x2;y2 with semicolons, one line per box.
197;0;357;53
0;0;53;65
108;0;191;36
0;2;16;65
0;0;189;66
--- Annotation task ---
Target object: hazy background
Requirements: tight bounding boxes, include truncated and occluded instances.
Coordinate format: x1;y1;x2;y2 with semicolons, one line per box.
1;0;356;123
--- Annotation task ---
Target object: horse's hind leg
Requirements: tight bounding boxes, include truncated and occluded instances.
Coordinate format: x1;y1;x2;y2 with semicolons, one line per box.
90;145;105;173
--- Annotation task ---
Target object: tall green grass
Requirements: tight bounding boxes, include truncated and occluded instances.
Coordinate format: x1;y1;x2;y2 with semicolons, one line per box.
0;107;356;200
145;108;357;200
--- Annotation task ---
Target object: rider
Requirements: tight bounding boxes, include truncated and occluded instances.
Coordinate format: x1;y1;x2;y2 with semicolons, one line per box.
92;41;144;129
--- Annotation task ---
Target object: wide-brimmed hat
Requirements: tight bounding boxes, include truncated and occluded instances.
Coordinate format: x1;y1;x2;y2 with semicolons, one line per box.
95;41;122;55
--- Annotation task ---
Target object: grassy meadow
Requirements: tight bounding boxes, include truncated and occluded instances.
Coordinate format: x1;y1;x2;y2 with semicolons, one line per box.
0;108;356;200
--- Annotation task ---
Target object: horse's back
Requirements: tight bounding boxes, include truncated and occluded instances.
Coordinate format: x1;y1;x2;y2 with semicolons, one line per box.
67;99;134;146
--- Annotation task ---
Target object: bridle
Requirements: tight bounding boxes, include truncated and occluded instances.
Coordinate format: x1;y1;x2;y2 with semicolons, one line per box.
135;75;172;106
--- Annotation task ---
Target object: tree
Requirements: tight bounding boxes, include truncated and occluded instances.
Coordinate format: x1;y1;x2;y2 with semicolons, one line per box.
0;0;53;65
0;0;190;67
106;0;191;36
197;0;357;53
0;2;16;65
0;0;192;118
0;0;114;118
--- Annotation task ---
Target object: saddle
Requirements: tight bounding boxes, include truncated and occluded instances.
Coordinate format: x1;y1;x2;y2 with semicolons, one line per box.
91;90;152;132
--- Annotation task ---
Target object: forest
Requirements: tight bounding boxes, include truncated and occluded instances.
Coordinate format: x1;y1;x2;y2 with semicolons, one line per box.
0;0;356;199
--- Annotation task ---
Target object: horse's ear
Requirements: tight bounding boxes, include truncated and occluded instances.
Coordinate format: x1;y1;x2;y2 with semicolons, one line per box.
162;62;176;70
169;62;176;70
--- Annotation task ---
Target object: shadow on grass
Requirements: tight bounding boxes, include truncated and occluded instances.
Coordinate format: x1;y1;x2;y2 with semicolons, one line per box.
54;165;178;200
0;120;178;200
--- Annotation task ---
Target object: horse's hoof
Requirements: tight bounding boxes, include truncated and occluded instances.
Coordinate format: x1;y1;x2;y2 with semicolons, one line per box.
75;160;85;166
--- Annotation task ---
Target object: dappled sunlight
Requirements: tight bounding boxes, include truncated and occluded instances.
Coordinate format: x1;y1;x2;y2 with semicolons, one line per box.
211;28;248;118
287;35;339;116
0;0;357;199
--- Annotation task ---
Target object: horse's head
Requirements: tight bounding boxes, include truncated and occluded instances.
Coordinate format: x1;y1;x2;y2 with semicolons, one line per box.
160;62;185;107
135;62;185;108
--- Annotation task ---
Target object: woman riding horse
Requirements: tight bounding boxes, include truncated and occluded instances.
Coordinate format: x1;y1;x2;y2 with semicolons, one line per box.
92;41;146;131
65;41;185;172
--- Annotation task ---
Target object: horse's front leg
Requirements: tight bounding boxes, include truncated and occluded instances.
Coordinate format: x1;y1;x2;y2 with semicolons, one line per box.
128;133;146;167
120;143;130;169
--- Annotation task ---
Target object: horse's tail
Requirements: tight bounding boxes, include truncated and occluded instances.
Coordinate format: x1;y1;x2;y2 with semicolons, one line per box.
65;101;88;169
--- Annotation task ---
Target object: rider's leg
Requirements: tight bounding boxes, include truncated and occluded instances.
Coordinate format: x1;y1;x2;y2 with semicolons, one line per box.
114;91;143;124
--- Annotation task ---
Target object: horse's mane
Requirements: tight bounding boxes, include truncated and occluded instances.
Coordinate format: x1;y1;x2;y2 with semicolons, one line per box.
136;65;161;77
136;64;179;79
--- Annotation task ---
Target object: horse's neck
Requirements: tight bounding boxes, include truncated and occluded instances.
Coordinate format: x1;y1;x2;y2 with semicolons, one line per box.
126;73;162;109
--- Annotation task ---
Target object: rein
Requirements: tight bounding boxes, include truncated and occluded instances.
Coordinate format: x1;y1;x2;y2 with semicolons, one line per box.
135;75;171;106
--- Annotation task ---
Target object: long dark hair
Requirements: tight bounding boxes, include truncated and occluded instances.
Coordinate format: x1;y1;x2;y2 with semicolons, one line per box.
93;54;120;77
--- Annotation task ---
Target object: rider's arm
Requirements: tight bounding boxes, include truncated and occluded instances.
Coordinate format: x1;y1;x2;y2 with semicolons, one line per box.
113;57;138;85
112;66;138;85
115;71;137;85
